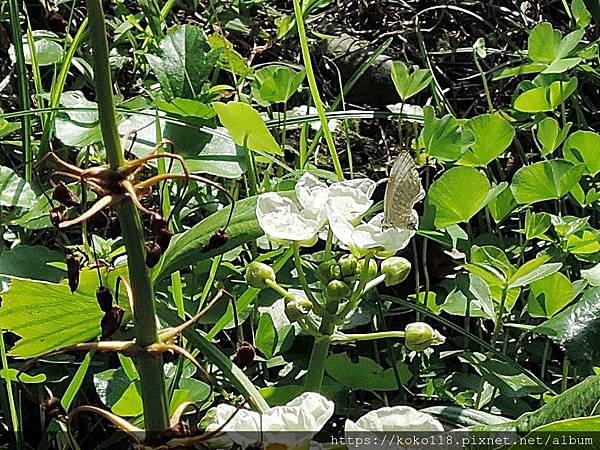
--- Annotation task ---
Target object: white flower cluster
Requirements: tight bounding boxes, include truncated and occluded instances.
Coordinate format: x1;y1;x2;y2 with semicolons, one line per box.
256;173;417;255
206;392;444;450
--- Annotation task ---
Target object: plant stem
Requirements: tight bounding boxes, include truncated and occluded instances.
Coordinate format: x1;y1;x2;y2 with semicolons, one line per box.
332;331;405;343
86;0;169;435
304;321;335;392
293;242;320;306
0;329;21;450
292;0;344;181
8;0;33;181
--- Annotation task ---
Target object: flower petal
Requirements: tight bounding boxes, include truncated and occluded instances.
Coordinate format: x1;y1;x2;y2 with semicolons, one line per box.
351;213;415;253
345;406;444;433
327;183;374;221
256;193;320;242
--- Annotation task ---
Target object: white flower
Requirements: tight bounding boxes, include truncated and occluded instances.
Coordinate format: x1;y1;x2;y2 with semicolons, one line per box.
345;406;443;450
256;193;322;244
205;392;334;449
256;173;376;246
329;211;415;256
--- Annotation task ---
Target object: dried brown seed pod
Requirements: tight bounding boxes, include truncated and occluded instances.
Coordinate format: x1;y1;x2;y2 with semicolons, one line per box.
41;396;67;421
155;227;173;252
100;306;125;339
145;241;162;268
52;181;80;207
201;229;229;253
65;252;85;293
233;341;255;369
49;204;68;228
95;286;113;313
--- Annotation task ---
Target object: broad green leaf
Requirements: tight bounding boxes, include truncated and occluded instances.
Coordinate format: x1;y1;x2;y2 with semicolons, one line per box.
146;25;219;100
509;256;561;288
112;382;143;417
458;114;514;166
510;159;584;204
422;108;464;161
528;23;561;63
325;353;411;391
155;192;293;281
0;245;65;283
536;117;571;156
9;32;63;66
487;188;517;224
0;166;36;208
542;57;581;74
252;65;305;105
567;229;600;255
534;286;600;343
208;32;252;77
493;63;547;80
524;211;551;240
390;61;432;101
471;246;515;278
212;101;283;155
563;130;600;176
0;268;127;358
55;91;101;147
529;415;600;434
528;272;573;318
581;263;600;286
556;29;585;59
255;313;277;359
155;98;215;119
514;79;578;113
192;128;247;178
572;0;592;28
427;167;504;228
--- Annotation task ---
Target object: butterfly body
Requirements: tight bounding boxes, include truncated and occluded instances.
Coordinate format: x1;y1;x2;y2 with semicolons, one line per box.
383;151;425;230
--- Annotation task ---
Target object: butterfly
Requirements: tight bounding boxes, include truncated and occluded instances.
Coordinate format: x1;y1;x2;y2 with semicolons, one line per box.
383;151;425;230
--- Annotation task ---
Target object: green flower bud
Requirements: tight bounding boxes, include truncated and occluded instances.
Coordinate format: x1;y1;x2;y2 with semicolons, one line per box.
326;279;351;301
381;257;411;286
317;259;339;283
404;322;446;352
338;254;358;278
284;293;313;322
357;258;378;280
245;261;276;289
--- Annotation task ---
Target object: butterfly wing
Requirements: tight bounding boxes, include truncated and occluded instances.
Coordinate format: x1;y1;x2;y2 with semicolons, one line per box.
384;152;425;229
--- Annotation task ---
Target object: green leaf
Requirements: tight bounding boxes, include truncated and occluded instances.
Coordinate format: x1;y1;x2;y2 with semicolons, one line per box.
55;91;101;147
325;353;411;391
582;263;600;286
390;61;432;101
208;32;252;77
458;114;514;167
487;188;517;224
534;286;600;343
192;128;247;178
422;108;464;161
572;0;592;28
212;101;283;155
0;245;65;283
528;23;561;64
10;33;63;66
563;130;600;176
508;256;562;288
510;159;584;204
251;65;305;105
528;272;573;318
529;415;600;434
427;167;505;228
537;117;571;156
155;192;293;281
514;79;578;113
0;268;127;357
1;368;46;383
524;211;551;240
493;63;547;80
255;313;277;359
146;25;219;100
0;166;36;208
155;98;215;119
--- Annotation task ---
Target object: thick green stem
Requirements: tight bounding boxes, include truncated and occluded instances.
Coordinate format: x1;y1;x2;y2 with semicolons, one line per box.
304;320;335;392
332;330;405;343
86;0;169;434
